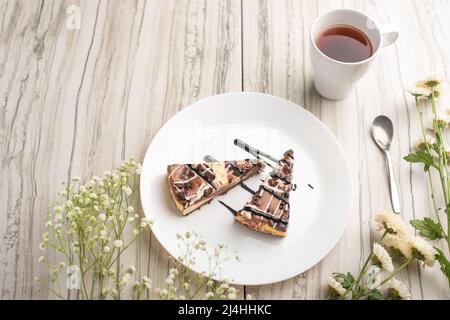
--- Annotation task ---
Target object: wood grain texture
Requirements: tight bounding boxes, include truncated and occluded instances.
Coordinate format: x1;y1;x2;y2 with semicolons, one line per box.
0;0;449;300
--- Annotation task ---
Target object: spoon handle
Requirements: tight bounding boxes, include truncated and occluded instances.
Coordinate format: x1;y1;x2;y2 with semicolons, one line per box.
385;151;401;214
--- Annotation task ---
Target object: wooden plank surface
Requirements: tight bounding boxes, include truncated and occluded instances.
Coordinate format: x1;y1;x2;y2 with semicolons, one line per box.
1;0;449;299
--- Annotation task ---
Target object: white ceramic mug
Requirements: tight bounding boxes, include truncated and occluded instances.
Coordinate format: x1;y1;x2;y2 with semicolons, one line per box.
310;9;399;100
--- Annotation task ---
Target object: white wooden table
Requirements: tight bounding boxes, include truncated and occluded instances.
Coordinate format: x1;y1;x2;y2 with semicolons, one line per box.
1;0;449;300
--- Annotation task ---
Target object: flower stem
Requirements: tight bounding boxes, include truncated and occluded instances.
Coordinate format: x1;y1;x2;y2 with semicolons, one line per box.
380;256;414;286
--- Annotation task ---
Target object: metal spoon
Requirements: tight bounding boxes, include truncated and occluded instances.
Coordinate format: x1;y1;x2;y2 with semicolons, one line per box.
372;115;401;214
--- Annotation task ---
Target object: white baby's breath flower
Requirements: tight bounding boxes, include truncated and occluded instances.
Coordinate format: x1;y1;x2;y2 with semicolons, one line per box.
132;229;139;236
140;217;152;228
103;245;111;253
169;268;179;276
39;242;47;251
372;243;394;272
327;277;346;297
121;273;131;286
128;265;136;274
228;293;237;299
207;280;214;287
71;176;81;182
375;212;408;237
122;186;133;196
53;206;62;213
113;239;123;248
127;206;134;213
165;278;174;285
128;216;135;222
386;278;410;300
205;292;214;299
382;234;413;259
410;236;437;267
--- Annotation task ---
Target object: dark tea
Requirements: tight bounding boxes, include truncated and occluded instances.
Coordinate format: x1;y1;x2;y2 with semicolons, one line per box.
316;24;373;63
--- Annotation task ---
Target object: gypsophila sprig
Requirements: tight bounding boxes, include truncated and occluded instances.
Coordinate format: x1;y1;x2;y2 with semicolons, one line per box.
404;75;450;287
36;158;151;299
148;231;239;300
327;212;436;299
37;158;241;300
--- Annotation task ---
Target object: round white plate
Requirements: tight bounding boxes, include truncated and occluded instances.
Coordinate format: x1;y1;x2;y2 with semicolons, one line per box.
140;92;352;285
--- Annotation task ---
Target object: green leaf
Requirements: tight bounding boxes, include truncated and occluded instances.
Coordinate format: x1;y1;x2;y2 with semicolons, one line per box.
333;272;354;289
435;247;450;281
404;150;436;172
410;218;444;240
367;289;384;300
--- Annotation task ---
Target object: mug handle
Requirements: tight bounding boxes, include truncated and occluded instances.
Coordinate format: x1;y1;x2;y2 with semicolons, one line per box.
381;24;400;47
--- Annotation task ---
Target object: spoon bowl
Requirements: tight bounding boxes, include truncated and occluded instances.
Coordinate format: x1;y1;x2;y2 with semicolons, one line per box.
372;115;394;150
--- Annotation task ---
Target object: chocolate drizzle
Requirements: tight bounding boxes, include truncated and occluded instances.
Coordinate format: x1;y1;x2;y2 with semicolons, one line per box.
260;185;289;204
218;201;237;216
240;182;256;195
243;205;288;225
270;172;291;185
187;164;217;190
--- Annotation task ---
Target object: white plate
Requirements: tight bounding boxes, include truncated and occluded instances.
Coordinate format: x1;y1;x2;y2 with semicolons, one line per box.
140;92;352;285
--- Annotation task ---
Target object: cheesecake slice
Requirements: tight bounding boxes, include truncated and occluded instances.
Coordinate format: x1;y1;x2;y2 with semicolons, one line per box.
234;150;294;237
167;159;265;215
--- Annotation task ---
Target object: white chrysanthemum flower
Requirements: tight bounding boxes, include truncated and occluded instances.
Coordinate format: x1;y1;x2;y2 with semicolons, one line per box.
375;212;408;237
386;278;410;300
408;86;432;98
113;239;123;248
327;277;346;297
410;236;437;267
372;243;394;272
414;135;435;151
382;234;413;259
417;75;444;88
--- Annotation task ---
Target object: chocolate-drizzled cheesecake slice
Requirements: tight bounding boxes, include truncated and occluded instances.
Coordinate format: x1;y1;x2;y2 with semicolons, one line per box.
167;159;265;215
234;150;294;237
